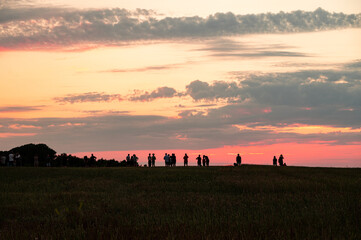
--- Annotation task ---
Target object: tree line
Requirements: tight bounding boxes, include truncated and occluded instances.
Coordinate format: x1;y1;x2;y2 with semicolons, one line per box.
0;143;135;167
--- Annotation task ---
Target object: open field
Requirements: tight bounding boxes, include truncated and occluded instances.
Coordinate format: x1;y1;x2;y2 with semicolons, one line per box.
0;166;360;239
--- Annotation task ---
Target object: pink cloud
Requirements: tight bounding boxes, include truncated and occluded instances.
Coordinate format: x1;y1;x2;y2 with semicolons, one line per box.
0;133;37;138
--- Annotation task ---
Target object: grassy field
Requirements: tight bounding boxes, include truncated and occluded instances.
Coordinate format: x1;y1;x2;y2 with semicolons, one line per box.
0;165;360;239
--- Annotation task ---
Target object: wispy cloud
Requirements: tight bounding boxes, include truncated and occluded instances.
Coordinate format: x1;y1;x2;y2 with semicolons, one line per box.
0;105;44;112
54;88;180;104
54;92;122;104
101;62;192;73
0;7;360;50
196;38;308;58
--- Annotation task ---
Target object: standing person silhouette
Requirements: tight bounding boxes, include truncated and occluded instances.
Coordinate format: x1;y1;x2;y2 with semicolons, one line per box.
0;154;5;166
278;154;284;166
8;153;14;166
148;153;152;167
273;156;277;166
90;154;97;167
205;156;209;167
33;155;39;167
171;153;176;167
151;153;156;167
196;155;202;166
164;153;169;167
183;153;189;166
202;155;206;167
133;154;138;166
236;154;242;166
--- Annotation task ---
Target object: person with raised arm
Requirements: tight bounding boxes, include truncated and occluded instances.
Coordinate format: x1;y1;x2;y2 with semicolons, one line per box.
196;155;202;166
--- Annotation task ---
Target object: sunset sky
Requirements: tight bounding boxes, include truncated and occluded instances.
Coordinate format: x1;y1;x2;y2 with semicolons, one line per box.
0;0;360;167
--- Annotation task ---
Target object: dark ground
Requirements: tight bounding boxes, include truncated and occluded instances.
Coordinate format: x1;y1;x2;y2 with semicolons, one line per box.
0;165;360;239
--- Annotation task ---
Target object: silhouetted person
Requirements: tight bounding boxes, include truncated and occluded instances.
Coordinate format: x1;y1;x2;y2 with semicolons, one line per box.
126;154;131;163
15;152;22;166
172;153;176;166
169;154;173;166
8;153;14;166
132;154;138;166
183;153;189;166
273;156;277;166
206;155;209;167
202;155;206;167
0;154;5;166
151;153;156;167
278;154;284;166
45;154;51;167
236;154;242;166
148;153;152;167
34;155;39;167
84;156;89;167
196;155;201;166
164;153;169;166
89;154;97;167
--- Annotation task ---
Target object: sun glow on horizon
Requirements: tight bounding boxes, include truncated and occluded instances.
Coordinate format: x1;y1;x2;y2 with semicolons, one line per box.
234;124;361;135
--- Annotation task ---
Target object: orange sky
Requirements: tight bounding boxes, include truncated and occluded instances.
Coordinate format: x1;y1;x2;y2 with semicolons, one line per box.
0;2;360;167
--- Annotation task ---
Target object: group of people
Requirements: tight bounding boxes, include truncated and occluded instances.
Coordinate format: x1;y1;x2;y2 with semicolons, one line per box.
144;153;210;167
147;153;156;167
234;154;287;167
1;151;287;167
273;154;286;166
1;152;22;166
196;155;210;167
126;154;139;166
163;153;177;167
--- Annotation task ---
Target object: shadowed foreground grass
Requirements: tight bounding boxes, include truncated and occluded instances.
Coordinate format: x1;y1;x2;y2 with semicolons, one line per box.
0;165;360;239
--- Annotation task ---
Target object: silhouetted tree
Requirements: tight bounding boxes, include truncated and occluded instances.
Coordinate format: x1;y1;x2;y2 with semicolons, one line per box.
10;143;56;167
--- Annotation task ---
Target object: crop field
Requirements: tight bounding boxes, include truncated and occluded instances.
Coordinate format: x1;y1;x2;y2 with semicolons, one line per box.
0;165;360;239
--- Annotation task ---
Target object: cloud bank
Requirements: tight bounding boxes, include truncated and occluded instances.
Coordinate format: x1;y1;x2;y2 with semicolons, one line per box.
3;61;361;153
0;7;360;50
53;62;361;131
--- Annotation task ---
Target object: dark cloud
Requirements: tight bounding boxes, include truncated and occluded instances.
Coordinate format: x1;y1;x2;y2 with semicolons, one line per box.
0;7;360;50
186;80;242;101
236;70;361;108
0;105;44;112
182;67;361;110
129;87;179;101
0;7;70;23
54;92;122;104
